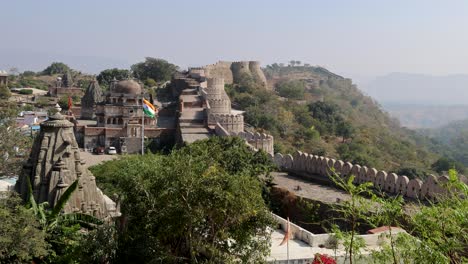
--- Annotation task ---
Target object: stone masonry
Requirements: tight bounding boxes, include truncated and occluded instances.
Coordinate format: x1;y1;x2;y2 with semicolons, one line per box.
15;112;118;219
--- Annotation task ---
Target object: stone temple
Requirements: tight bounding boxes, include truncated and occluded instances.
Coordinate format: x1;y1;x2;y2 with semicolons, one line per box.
15;112;118;219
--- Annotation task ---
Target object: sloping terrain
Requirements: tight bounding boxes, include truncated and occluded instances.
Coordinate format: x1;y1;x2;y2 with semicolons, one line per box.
228;65;441;174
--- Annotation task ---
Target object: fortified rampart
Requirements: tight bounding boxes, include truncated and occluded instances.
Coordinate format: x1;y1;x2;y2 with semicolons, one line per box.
172;70;274;154
272;151;467;200
195;60;268;89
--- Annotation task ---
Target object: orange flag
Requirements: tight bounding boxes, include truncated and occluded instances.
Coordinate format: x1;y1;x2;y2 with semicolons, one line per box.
279;217;291;246
68;96;73;110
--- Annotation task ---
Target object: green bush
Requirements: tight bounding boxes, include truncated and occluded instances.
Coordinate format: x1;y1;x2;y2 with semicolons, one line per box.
18;89;33;95
276;79;306;99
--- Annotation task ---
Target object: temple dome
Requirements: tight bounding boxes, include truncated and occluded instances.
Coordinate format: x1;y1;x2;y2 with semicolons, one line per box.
114;79;142;94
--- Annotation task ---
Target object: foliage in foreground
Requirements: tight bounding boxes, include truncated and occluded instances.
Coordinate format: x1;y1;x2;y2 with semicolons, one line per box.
91;136;275;263
326;169;468;264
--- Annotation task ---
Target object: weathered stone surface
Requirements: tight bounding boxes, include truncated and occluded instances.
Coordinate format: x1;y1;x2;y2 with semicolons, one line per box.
15;113;118;219
342;162;353;178
375;171;387;190
333;159;342;176
283;154;294;169
274;153;284;167
358;166;368;184
366;168;378;184
396;175;409;195
327;159;336;176
406;179;423;199
81;79;103;120
384;173;398;193
351;164;361;183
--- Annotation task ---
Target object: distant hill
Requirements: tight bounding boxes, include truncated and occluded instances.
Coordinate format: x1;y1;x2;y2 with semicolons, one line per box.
383;103;468;129
362;72;468;105
0;49;131;74
420;119;468;166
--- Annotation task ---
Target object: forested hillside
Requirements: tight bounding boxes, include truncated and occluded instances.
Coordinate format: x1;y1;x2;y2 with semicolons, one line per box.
420;119;468;168
227;64;444;176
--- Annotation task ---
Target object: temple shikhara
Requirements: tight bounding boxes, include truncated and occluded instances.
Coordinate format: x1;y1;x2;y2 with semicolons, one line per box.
15;112;118;219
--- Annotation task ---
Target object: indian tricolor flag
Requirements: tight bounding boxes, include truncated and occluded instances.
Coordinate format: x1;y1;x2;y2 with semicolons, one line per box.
142;98;157;118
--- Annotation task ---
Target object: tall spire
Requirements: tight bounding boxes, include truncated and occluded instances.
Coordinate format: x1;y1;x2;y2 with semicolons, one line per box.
81;78;103;120
62;70;73;88
15;113;118;219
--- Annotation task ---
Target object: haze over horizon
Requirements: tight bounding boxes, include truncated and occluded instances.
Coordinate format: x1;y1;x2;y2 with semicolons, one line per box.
2;0;468;85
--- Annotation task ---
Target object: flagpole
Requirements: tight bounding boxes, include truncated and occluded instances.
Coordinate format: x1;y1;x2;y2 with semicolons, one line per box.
141;96;144;155
287;217;290;264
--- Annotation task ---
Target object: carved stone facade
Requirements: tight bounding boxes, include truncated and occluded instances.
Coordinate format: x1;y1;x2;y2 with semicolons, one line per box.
82;79;160;153
15;113;118;219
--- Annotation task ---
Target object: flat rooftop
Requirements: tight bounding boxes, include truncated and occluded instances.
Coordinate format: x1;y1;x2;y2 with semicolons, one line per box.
180;94;201;103
180;108;205;121
181;133;211;143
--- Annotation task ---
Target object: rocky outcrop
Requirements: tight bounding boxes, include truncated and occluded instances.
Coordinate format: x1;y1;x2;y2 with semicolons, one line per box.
15;112;118;219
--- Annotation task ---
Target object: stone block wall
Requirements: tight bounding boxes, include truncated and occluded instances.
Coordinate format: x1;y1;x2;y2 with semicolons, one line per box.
201;61;268;89
272;151;462;200
233;131;274;155
209;113;244;134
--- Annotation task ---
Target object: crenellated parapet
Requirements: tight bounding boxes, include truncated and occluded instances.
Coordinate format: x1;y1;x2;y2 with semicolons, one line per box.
209;113;244;134
272;151;467;200
213;123;274;155
233;131;274;155
206;97;231;114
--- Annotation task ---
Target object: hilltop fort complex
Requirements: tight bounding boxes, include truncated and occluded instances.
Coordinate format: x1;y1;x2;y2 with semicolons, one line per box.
3;60;466;263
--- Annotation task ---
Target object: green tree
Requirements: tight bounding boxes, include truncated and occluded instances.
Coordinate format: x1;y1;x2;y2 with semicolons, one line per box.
25;178;103;263
328;174;375;264
91;137;275;263
96;68;130;88
0;102;32;176
431;157;466;174
131;57;178;83
336;121;355;142
396;170;468;263
276;79;306;99
42;62;71;75
0;194;49;263
0;85;11;100
21;71;36;77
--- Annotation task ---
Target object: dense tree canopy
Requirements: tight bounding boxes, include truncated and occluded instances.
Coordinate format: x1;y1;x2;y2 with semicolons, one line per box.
91;137;275;263
42;62;71;75
276;79;306;99
131;57;178;83
0;102;32;176
0;194;49;263
0;85;11;100
96;68;131;88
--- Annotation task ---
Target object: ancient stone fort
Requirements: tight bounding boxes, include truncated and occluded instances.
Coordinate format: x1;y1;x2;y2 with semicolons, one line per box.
11;59;466;253
172;65;274;154
189;61;268;89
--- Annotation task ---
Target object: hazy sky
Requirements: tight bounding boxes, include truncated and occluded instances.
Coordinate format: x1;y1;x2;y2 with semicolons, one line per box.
1;0;468;81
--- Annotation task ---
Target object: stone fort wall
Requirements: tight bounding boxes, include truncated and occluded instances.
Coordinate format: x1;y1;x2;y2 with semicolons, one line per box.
199;61;268;89
272;151;467;200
